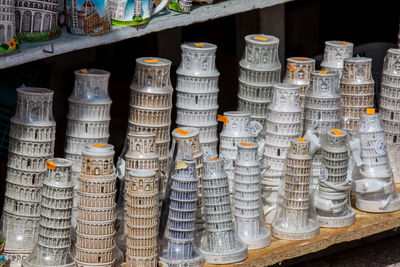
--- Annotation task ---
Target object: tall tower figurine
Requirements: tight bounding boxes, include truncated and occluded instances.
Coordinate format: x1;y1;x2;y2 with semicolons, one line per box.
234;142;270;249
74;144;117;267
379;48;400;183
1;87;56;267
352;109;400;212
341;57;375;131
176;42;220;158
159;159;204;267
315;130;355;228
22;159;75;267
262;83;302;223
272;138;319;240
237;34;281;126
320;41;354;77
200;158;247;264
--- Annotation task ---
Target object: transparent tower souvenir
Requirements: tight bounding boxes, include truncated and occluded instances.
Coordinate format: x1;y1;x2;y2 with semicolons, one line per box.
320;41;354;77
199;158;247;264
272;138;319;240
234;142;270;250
315;130;355;228
352;109;400;212
22;159;75;267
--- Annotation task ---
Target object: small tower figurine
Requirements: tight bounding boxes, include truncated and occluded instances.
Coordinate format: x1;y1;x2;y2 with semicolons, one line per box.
237;34;281;126
283;57;315;133
234;142;270;249
159;159;204;267
0;0;16;53
1;87;56;266
74;144;117;267
200;158;247;264
341;57;375;131
262;83;302;223
22;158;75;267
124;169;159;267
315;130;355;228
320;41;354;77
379;48;400;183
175;42;220;158
352;109;400;212
272;138;320;240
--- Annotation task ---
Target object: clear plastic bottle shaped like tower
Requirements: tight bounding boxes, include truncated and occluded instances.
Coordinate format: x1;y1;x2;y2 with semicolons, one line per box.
124;169;159;267
341;57;375;131
272;138;319;240
74;144;117;267
320;41;354;77
128;57;173;174
234;142;270;250
159;159;204;267
283;57;315;133
175;42;220;158
1;87;56;267
262;83;302;223
200;158;247;264
304;70;341;187
315;130;355;228
22;158;75;267
352;109;400;212
379;48;400;183
237;34;281;126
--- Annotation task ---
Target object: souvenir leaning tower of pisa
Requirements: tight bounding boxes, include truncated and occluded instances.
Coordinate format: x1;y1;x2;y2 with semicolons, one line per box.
315;130;355;228
237;34;281;126
320;41;354;77
272;138;319;240
22;158;75;267
262;83;302;223
341;57;375;131
175;42;219;158
283;57;315;132
379;48;400;183
234;142;270;250
159;159;204;267
304;70;341;186
128;57;173;175
1;87;56;267
124;169;159;267
199;158;247;264
75;144;117;267
352;109;400;212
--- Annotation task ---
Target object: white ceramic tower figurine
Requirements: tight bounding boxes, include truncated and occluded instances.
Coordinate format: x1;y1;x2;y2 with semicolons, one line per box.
341;57;375;131
379;48;400;183
0;0;16;45
74;144;117;267
1;87;56;267
262;83;302;223
175;42;220;158
22;158;75;267
234;142;270;250
320;40;354;77
272;138;320;240
352;109;400;212
237;34;281;126
315;130;355;228
200;158;247;264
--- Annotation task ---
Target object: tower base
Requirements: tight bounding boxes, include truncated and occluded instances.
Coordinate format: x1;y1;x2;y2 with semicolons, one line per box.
243;230;271;250
272;220;319;240
355;196;400;213
317;208;356;228
199;241;247;264
158;253;204;267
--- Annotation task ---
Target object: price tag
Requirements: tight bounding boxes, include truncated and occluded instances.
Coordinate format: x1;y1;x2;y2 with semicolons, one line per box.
294;57;309;60
320;165;328;182
217;115;229;125
375;139;387;156
93;143;106;147
367;108;375;115
144;59;159;63
176;161;188;170
319;71;328;74
331;129;343;135
81;69;89;73
289;63;296;72
239;142;253;146
210;158;219;161
176;128;190;135
46;161;55;170
253;36;268;41
338;41;350;45
194;43;204;47
298;138;307;142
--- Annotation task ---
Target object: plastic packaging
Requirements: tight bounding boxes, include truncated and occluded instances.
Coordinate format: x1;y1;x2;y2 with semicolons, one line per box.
272;138;319;240
200;158;247;264
234;142;270;249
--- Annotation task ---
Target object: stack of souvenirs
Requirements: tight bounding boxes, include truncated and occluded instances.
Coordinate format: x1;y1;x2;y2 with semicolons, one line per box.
4;36;400;267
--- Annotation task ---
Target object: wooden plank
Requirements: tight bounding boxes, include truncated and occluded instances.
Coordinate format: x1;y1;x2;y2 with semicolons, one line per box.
0;0;292;70
205;186;400;267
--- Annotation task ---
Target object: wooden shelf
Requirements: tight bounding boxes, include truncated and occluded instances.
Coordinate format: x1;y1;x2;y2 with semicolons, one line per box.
0;0;292;70
205;187;400;267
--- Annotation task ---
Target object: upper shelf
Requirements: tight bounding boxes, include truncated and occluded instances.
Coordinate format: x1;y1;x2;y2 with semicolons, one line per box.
0;0;291;70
